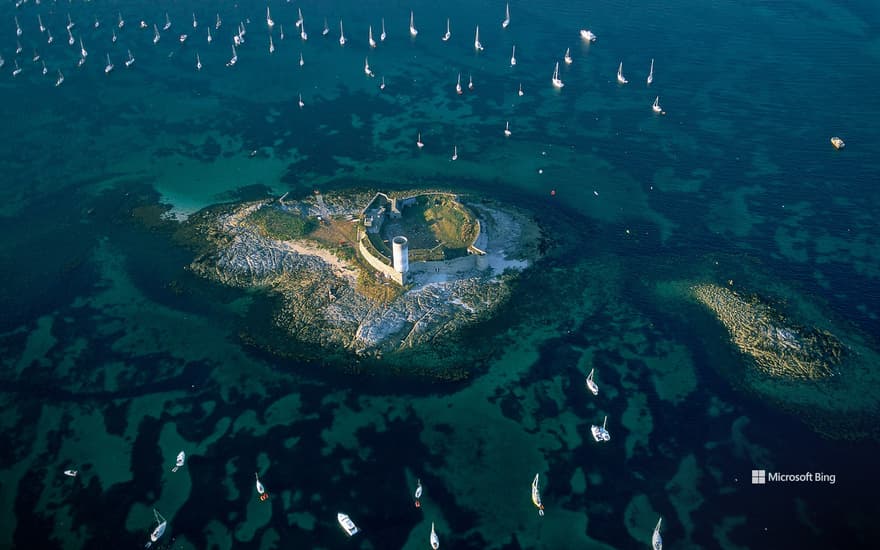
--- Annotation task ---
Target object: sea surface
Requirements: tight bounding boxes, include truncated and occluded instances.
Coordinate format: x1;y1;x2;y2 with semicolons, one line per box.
1;0;879;548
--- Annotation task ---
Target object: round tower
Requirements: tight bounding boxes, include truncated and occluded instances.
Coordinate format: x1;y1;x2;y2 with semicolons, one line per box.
392;236;409;275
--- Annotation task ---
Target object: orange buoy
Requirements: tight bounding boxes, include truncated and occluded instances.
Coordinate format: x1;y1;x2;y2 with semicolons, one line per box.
260;493;269;502
415;500;421;508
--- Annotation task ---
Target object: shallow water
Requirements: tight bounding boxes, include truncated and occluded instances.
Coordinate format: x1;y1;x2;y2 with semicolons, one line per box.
1;0;879;548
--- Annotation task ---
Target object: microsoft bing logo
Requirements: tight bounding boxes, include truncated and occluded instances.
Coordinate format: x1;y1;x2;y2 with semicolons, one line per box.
752;470;766;484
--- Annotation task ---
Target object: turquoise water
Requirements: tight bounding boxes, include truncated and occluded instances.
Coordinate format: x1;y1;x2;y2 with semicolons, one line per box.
1;0;879;548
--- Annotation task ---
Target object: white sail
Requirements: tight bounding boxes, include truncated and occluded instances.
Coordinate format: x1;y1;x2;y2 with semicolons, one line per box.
531;473;545;516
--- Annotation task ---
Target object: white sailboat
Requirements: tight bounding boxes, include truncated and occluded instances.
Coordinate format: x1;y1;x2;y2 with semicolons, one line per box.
564;47;572;64
442;18;451;42
171;451;186;472
207;27;213;43
430;522;440;549
77;55;85;68
280;24;285;40
518;83;524;96
296;9;304;28
455;73;463;95
38;15;45;33
193;13;198;29
94;16;101;29
125;49;135;67
163;12;171;31
67;13;75;31
67;28;74;46
652;517;663;550
409;11;418;37
300;20;308;41
414;479;423;507
617;62;628;84
104;53;114;73
41;60;47;75
266;6;274;29
586;368;599;395
0;55;4;69
531;473;545;516
15;16;22;37
148;509;167;545
63;469;77;477
139;20;148;29
338;513;359;536
364;57;374;77
32;50;40;62
652;96;663;114
339;20;346;45
380;76;386;90
510;45;517;66
579;29;597;42
551;61;564;88
299;51;304;67
195;52;201;70
647;58;654;85
227;43;238;66
504;121;511;137
322;18;330;36
468;73;474;90
55;69;64;86
112;29;117;43
216;14;222;30
298;93;304;108
79;37;88;58
255;472;268;501
474;25;483;51
416;132;424;149
47;29;54;44
269;35;275;53
118;12;125;29
451;145;458;161
591;415;611;442
179;34;189;44
502;3;511;28
380;18;387;41
15;40;22;54
153;24;161;44
369;25;376;48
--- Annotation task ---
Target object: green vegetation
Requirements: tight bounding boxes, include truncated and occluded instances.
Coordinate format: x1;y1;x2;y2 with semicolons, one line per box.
422;196;479;249
247;205;317;241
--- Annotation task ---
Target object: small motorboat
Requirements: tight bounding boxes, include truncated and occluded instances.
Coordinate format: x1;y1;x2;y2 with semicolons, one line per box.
830;136;845;149
337;512;359;536
591;415;611;442
255;472;269;501
63;469;78;477
579;29;597;42
171;451;186;473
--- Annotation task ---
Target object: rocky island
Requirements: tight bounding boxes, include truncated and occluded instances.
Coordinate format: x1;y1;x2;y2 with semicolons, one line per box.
183;189;543;372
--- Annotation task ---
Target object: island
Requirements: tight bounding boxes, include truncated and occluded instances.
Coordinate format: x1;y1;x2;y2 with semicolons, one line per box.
183;189;543;372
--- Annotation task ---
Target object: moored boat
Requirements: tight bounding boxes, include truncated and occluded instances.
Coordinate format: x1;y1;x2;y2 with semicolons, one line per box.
338;512;359;536
830;136;845;149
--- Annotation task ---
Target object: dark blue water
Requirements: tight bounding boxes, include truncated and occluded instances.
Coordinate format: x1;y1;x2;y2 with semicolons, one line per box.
1;0;878;548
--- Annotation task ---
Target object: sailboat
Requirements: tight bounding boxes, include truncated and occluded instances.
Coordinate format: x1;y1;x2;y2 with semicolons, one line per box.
63;469;77;477
381;18;386;41
474;25;483;51
171;451;186;472
15;16;21;37
647;58;654;85
163;12;171;31
442;18;451;41
518;83;524;96
269;35;275;53
279;24;284;40
215;14;222;30
112;29;117;43
255;472;269;501
299;51;304;66
652;96;663;114
0;55;4;69
94;16;100;29
125;49;135;67
227;43;238;66
266;6;274;29
416;132;424;149
15;40;22;54
300;20;308;41
652;517;663;550
430;522;440;549
298;93;304;108
79;37;88;58
67;28;74;45
193;13;198;29
504;121;511;137
195;52;202;71
369;25;376;48
207;27;213;43
591;415;611;442
104;53;114;73
296;8;304;28
77;55;85;68
451;145;458;161
322;18;329;36
414;479;423;507
32;49;40;62
380;76;386;90
409;11;418;37
118;12;125;29
455;73;463;95
502;3;511;28
148;509;167;546
364;57;374;77
551;61;564;88
339;20;346;45
67;13;75;31
617;62;628;84
510;45;517;66
468;73;474;90
153;24;160;44
47;29;54;44
38;14;45;33
531;474;545;516
586;368;599;395
139;20;148;30
564;47;572;64
55;69;64;86
179;33;189;44
579;29;597;42
337;513;359;536
41;60;47;75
